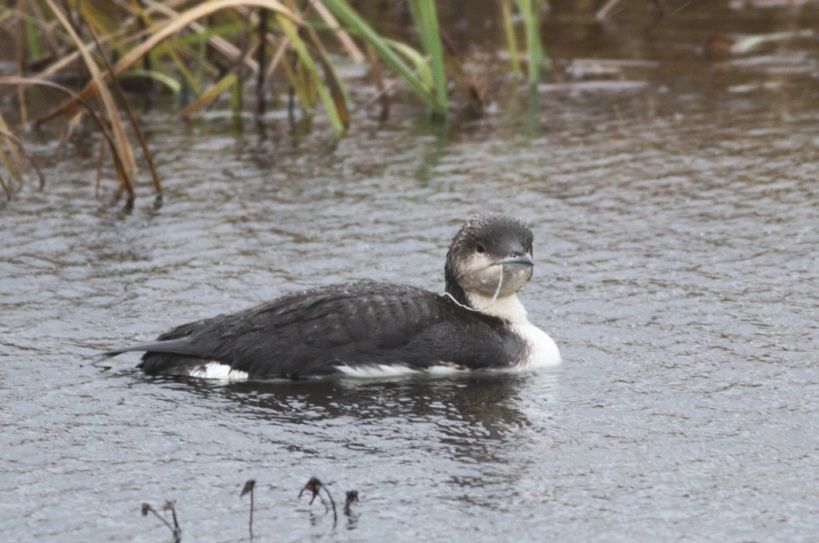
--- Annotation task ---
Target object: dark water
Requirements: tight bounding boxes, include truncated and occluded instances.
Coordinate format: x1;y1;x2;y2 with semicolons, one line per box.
2;2;819;541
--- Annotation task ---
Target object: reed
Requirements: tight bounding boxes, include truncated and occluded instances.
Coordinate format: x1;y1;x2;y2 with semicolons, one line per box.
321;0;438;111
498;0;549;84
0;75;137;201
408;0;448;116
499;0;523;79
0;0;551;201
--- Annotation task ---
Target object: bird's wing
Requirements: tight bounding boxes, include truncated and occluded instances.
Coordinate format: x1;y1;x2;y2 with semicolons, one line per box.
130;282;510;378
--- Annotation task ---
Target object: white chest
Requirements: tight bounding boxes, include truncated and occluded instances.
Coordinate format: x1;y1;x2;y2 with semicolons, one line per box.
468;292;561;368
511;321;561;368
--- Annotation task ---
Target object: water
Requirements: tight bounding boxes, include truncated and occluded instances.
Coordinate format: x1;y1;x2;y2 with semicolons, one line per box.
2;2;819;541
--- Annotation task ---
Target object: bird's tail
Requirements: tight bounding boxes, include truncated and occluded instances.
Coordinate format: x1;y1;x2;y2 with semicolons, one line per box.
91;339;203;365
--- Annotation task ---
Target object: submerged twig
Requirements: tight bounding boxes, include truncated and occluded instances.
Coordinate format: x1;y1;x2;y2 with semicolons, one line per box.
141;501;182;543
240;479;256;541
164;500;182;538
344;490;358;517
299;476;337;526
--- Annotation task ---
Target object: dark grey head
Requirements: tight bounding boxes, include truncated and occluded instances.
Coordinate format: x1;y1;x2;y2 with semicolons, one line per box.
445;214;534;308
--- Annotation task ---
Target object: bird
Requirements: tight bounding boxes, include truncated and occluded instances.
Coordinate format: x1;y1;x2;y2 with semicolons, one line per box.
96;214;561;380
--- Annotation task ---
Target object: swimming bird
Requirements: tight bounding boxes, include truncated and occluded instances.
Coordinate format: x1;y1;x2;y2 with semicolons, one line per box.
97;214;560;380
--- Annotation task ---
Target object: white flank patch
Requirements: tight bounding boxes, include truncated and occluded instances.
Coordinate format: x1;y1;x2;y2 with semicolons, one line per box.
336;363;470;379
335;364;420;378
426;364;467;376
189;362;249;381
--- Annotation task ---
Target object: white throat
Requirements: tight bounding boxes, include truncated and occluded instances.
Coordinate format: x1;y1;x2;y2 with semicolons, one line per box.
466;292;561;368
467;292;529;323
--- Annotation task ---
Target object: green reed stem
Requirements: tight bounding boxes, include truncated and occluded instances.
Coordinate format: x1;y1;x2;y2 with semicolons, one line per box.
515;0;548;84
321;0;437;111
409;0;447;116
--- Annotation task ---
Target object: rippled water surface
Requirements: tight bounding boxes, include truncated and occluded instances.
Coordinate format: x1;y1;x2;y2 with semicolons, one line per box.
2;3;819;542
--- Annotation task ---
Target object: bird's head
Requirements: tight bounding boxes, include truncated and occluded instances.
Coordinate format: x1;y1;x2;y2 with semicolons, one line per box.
444;214;535;317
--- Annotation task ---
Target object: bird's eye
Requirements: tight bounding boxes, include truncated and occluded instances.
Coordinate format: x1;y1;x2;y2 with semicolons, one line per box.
476;244;486;254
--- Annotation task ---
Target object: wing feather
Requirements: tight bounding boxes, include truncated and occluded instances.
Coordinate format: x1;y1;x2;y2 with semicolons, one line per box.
134;281;519;378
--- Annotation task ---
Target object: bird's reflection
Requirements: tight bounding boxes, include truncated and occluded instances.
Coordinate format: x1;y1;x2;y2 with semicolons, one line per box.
153;371;560;462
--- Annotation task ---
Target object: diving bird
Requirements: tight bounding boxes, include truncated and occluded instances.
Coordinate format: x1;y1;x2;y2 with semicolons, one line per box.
97;214;560;379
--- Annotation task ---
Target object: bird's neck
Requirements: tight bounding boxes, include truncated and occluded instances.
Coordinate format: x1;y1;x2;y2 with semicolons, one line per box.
444;279;470;307
466;292;529;323
444;277;530;324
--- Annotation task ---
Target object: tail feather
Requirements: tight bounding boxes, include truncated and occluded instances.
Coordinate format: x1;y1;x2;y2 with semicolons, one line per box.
93;338;222;376
92;338;204;364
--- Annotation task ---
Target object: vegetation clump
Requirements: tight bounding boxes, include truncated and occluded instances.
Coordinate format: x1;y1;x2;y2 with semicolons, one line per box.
0;0;548;203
